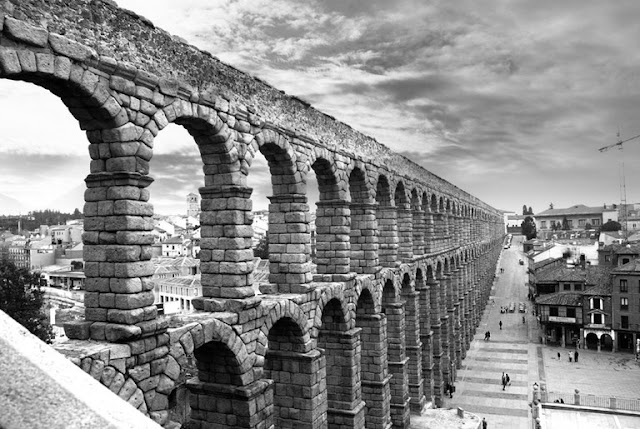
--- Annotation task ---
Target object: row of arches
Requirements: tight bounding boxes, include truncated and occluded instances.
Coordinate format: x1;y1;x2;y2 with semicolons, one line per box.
182;244;502;428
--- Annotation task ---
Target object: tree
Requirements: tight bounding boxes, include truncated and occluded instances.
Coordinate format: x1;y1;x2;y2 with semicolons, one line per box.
522;205;528;215
253;235;269;259
601;220;622;232
0;261;53;343
528;206;533;215
561;216;570;230
521;216;537;240
585;223;592;231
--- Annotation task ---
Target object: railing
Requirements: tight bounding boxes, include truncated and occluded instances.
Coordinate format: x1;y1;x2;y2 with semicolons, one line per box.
543;391;640;412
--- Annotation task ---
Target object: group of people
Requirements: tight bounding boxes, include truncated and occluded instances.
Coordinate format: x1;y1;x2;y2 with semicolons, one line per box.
483;331;491;341
501;372;511;390
558;350;579;362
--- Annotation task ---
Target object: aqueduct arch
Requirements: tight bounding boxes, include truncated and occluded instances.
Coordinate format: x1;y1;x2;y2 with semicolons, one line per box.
1;1;505;428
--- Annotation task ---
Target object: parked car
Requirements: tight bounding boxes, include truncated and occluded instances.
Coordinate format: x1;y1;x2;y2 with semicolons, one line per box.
509;302;516;312
519;259;524;265
519;302;526;313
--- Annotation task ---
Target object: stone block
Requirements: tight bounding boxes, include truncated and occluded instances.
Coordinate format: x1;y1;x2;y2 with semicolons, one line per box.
150;357;168;376
128;363;151;383
63;320;92;340
49;33;96;61
105;323;142;342
128;388;145;409
5;17;48;47
110;277;143;293
156;374;175;395
90;321;107;340
0;48;21;75
115;291;155;310
85;277;110;292
35;52;54;75
114;261;155;278
86;307;108;322
106;245;142;262
117;377;138;401
17;49;36;73
108;308;145;324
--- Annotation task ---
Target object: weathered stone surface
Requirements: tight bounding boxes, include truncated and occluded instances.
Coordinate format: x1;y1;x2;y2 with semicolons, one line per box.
49;33;96;61
105;323;142;342
4;17;48;47
63;321;92;340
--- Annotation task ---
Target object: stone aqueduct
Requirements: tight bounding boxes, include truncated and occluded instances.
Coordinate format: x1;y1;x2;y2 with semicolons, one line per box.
1;1;504;428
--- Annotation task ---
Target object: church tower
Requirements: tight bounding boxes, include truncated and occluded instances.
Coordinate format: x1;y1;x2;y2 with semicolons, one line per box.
186;192;200;218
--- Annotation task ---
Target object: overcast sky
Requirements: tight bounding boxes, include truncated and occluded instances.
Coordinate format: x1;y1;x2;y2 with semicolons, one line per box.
2;0;640;216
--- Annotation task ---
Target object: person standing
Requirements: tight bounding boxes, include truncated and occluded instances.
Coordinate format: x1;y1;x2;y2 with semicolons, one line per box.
557;351;561;360
568;351;572;362
575;350;579;363
501;373;506;390
499;320;503;330
506;373;510;386
482;417;488;428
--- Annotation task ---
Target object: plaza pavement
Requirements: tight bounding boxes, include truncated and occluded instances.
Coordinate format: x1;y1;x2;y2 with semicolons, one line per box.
438;239;640;429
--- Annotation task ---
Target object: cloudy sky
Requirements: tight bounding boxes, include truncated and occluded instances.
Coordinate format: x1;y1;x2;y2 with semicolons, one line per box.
2;0;640;216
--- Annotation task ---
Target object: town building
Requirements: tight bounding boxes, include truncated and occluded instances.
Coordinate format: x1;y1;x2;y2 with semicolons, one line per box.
535;204;618;233
582;282;614;351
186;192;200;218
610;260;640;353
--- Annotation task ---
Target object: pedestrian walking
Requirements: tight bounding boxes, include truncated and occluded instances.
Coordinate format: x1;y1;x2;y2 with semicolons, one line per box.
568;351;572;362
501;372;506;390
482;417;487;429
487;331;490;340
499;320;502;330
506;373;510;386
575;350;579;363
557;351;561;360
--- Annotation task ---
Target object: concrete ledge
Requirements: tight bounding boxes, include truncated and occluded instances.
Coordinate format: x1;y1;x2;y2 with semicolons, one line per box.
0;310;161;429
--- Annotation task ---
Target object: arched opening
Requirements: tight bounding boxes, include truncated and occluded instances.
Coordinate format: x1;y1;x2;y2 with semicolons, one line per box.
311;157;348;277
0;78;89;341
585;332;599;350
265;317;318;427
411;189;423;257
247;138;310;293
148;122;205;313
601;333;614;351
190;340;259;428
349;167;376;274
376;176;397;268
394;181;412;261
416;268;434;402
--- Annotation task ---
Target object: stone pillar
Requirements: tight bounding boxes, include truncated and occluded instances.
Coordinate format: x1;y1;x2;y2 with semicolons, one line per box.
412;208;425;258
439;275;452;386
267;194;312;293
396;208;413;262
377;205;399;267
461;263;471;356
265;349;327;429
384;302;410;428
417;283;433;405
198;185;255;299
452;269;463;370
188;378;274;429
428;279;444;406
65;172;162;343
358;314;392;429
320;328;366;429
401;290;426;413
350;203;379;274
315;199;351;279
442;212;450;249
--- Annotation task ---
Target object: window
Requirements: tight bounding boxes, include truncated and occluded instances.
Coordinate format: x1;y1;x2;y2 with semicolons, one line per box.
563;283;571;291
622;258;630;265
567;220;574;228
578;219;586;227
592;313;603;324
574;283;582;291
550;307;559;316
621;279;628;293
591;298;602;309
541;221;547;229
592;219;601;226
551;220;557;228
567;308;576;318
621;315;629;329
605;255;611;262
621;297;629;310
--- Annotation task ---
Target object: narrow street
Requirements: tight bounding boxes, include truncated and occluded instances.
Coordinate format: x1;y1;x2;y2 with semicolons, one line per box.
441;235;537;429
